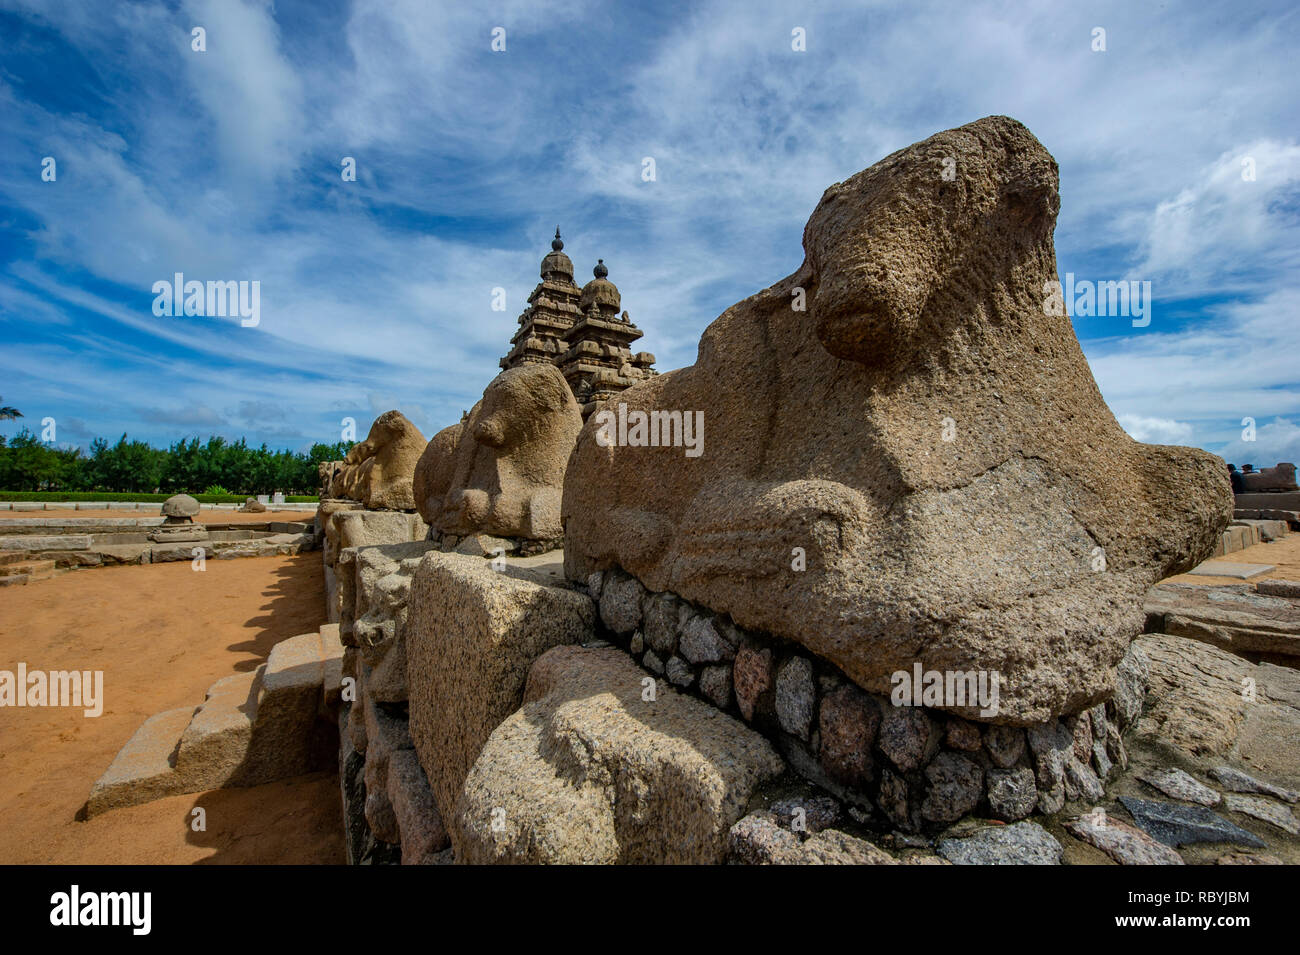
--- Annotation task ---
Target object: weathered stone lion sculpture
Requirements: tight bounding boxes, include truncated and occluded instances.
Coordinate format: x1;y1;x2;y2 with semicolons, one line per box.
328;410;426;511
563;115;1232;725
416;364;582;541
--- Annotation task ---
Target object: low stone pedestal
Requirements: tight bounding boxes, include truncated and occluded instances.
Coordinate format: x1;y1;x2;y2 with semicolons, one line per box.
148;522;208;544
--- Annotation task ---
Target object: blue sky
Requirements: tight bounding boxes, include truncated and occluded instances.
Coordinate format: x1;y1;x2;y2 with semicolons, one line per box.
0;0;1297;465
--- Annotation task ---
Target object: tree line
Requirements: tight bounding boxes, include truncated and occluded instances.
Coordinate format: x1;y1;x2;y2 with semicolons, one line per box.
0;429;353;495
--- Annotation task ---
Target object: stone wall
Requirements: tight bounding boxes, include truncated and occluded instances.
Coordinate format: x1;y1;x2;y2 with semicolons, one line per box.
587;566;1145;832
335;546;589;863
332;547;1149;861
323;468;577;863
335;539;447;863
318;501;427;623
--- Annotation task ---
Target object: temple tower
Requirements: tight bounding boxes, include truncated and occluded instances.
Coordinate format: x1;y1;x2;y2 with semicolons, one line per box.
500;228;583;371
499;233;656;418
558;260;656;416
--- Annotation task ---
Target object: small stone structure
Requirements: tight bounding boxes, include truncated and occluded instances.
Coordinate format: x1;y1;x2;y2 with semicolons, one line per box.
1240;462;1298;493
149;494;207;543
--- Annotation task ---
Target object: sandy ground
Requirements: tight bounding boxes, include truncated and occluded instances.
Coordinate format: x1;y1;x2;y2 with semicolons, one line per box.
0;553;343;864
0;507;314;523
1164;532;1300;586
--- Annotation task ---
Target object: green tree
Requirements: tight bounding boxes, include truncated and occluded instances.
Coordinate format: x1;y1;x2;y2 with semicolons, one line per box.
0;430;356;494
0;429;63;489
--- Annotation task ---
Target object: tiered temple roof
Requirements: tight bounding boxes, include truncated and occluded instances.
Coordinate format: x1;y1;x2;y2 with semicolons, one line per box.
500;229;656;418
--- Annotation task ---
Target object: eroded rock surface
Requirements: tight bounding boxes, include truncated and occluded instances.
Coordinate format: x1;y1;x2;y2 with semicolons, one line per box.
453;645;784;864
1134;633;1300;780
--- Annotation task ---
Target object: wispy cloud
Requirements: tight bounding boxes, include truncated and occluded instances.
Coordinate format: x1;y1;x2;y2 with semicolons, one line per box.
0;0;1294;464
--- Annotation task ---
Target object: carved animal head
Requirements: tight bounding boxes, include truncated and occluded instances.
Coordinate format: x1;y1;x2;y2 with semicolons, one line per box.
435;364;582;538
805;115;1060;366
471;363;577;451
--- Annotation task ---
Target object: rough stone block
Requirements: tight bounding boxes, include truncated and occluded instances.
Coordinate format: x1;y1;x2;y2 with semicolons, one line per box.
387;749;450;864
406;552;595;821
453;645;785;864
85;707;195;816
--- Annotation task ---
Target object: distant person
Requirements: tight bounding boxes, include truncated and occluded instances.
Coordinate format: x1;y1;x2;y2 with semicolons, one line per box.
1228;463;1244;494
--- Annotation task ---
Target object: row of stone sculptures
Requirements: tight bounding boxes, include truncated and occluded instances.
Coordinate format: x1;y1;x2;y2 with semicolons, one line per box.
323;411;428;511
321;363;582;544
329;115;1233;727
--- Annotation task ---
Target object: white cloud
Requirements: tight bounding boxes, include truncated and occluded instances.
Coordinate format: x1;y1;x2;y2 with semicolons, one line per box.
1216;418;1300;470
0;0;1296;453
1136;140;1300;296
1085;288;1300;428
1117;414;1194;446
179;0;306;187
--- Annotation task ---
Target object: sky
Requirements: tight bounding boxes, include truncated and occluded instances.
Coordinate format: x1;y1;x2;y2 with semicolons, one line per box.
0;0;1297;466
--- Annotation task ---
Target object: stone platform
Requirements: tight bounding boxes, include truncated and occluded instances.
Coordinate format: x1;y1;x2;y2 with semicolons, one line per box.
1144;580;1300;665
86;626;344;816
0;516;318;578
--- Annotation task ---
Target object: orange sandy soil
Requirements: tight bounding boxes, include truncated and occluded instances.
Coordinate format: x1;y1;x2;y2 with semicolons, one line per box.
1164;533;1300;586
0;554;343;864
0;508;314;523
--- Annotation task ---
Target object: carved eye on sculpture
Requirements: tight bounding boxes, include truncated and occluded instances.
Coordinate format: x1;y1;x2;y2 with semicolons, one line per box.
473;417;507;448
812;265;926;367
1000;160;1060;234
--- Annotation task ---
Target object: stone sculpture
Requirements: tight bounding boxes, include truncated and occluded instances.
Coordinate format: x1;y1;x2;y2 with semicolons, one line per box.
1241;463;1297;493
563;115;1232;725
417;364;582;542
412;418;465;528
327;411;426;511
151;493;207;543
